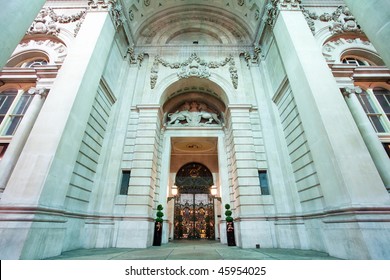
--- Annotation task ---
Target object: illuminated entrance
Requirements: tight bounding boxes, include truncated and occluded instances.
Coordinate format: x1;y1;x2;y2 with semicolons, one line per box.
173;162;215;240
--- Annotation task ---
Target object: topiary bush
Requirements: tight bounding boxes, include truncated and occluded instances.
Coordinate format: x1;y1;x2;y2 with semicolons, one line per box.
225;204;233;222
156;204;164;223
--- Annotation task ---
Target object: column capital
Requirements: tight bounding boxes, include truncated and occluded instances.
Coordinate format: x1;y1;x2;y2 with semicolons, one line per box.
88;0;111;11
27;87;49;98
341;86;363;98
265;0;302;27
88;0;125;30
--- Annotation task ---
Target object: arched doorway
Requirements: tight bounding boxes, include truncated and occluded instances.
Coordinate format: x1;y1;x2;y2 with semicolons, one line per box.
173;162;215;240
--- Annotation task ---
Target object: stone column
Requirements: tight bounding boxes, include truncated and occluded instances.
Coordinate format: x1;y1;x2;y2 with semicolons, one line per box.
270;1;390;259
0;6;117;259
343;0;390;68
0;87;47;195
342;87;390;191
270;1;389;209
0;0;47;69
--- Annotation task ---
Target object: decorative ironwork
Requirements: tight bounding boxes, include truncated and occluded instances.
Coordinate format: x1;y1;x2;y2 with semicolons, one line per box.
174;162;215;240
175;162;213;194
174;193;215;240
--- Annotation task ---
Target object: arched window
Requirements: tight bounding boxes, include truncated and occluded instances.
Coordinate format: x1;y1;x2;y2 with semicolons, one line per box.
0;89;33;136
23;58;48;68
341;56;370;66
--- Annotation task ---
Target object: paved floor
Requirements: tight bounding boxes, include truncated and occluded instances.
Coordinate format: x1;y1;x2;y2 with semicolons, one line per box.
46;240;341;260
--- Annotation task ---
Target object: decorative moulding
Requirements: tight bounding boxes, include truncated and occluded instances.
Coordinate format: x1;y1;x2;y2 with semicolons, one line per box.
27;7;87;38
150;53;238;90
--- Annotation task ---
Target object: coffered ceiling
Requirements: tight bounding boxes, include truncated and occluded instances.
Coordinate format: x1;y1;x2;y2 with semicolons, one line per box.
121;0;267;46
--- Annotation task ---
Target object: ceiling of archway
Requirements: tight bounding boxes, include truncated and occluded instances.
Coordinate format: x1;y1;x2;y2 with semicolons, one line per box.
121;0;266;46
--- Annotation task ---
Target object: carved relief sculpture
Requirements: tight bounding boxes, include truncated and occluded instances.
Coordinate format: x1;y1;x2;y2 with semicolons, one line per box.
27;7;87;37
166;101;222;127
302;5;362;35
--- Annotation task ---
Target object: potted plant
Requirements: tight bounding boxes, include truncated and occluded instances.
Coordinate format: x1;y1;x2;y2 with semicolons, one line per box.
153;204;164;246
225;204;236;246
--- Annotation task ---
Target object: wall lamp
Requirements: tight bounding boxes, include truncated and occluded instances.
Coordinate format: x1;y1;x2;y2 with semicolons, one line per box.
210;185;221;201
167;185;178;202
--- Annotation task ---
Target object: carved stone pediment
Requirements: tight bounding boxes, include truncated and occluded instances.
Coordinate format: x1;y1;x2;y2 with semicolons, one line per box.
166;101;222;127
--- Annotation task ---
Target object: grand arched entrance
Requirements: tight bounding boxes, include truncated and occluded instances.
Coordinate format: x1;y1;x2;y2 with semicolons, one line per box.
173;162;215;240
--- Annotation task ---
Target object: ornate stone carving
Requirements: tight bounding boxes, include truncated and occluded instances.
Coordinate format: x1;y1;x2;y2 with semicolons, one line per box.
27;7;87;37
144;0;151;6
88;0;110;10
243;44;262;66
27;9;60;36
177;58;211;79
166;101;222;127
109;1;126;29
302;5;362;35
47;7;86;24
264;0;302;27
126;45;145;66
238;0;245;6
150;53;238;89
301;7;318;33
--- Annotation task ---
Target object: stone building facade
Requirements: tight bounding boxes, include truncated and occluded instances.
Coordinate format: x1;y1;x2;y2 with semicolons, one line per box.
0;0;389;259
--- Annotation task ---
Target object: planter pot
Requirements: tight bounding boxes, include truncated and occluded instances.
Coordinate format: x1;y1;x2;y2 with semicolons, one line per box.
152;221;163;246
226;221;236;246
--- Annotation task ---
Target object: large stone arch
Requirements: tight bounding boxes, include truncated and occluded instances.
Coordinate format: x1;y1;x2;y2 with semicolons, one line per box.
156;75;234;108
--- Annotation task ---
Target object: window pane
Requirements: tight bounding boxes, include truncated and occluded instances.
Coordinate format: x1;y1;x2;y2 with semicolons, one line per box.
0;95;16;114
13;94;33;114
357;93;377;114
369;115;386;133
25;59;48;68
3;116;23;136
120;170;131;195
374;88;390;120
258;171;270;195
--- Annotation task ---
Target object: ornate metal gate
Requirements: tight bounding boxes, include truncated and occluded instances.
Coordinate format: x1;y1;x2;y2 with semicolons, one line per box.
173;162;215;240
